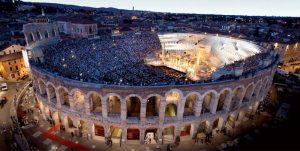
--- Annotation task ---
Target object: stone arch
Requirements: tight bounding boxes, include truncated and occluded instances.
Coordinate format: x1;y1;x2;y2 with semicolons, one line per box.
106;94;121;116
146;95;161;117
38;79;46;96
127;127;140;140
94;123;105;137
63;116;74;131
46;82;56;103
70;89;85;111
88;92;102;114
109;125;122;139
37;31;42;40
45;30;49;38
217;88;231;111
77;120;88;136
29;32;34;42
230;86;245;111
201;90;218;114
58;86;70;107
253;80;262;102
197;121;210;134
243;83;255;103
225;114;236;129
165;103;177;117
52;111;61;125
165;89;183;105
52;29;56;37
184;92;200;116
126;95;142;118
163;125;175;140
212;118;224;131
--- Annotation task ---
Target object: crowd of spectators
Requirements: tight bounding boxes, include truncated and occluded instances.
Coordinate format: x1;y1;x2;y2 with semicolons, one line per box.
40;31;189;85
33;31;278;86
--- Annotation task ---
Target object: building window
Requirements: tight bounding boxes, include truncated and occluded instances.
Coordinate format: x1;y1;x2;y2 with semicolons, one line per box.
10;67;12;71
14;61;16;63
16;66;18;70
8;62;10;65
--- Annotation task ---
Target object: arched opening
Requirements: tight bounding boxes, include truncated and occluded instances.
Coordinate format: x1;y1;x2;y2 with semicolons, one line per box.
145;128;157;144
29;33;34;42
166;91;181;103
107;96;121;117
44;30;49;38
73;90;85;111
253;81;262;102
52;29;56;37
225;114;235;129
217;90;230;111
212;118;224;132
94;124;105;137
184;94;198;116
38;80;46;96
64;116;74;132
196;121;210;140
52;112;61;125
202;92;216;114
243;84;254;103
146;96;160;117
230;87;243;110
236;111;245;122
47;84;56;103
89;93;102;114
58;87;69;107
127;128;140;140
180;124;191;137
127;96;141;118
37;31;42;40
109;125;122;139
163;126;175;143
165;103;177;117
77;120;88;137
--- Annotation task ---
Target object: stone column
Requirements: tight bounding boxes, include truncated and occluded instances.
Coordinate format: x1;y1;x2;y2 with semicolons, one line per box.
102;99;108;119
87;122;94;140
191;122;199;138
84;95;91;115
140;101;147;123
177;99;185;121
210;95;219;114
195;97;203;117
139;128;145;144
121;100;127;121
224;95;233;111
68;94;75;112
55;89;61;109
46;87;51;103
175;123;181;141
157;127;163;144
121;126;127;144
159;101;166;125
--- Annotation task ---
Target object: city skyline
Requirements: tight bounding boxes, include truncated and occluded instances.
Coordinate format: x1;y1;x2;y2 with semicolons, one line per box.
23;0;300;17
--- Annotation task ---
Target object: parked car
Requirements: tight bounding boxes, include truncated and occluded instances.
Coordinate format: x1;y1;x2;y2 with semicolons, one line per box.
1;83;8;91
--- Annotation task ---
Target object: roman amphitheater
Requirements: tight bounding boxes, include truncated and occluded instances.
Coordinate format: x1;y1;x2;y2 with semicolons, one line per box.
23;23;279;145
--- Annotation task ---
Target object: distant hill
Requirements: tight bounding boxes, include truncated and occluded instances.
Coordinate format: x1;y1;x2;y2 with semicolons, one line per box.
21;1;144;13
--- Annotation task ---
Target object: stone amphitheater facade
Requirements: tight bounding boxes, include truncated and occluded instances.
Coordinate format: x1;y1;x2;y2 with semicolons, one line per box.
31;61;277;144
24;22;278;145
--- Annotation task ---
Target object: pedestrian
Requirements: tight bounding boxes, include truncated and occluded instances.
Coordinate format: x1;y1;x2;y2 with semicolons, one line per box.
71;132;74;138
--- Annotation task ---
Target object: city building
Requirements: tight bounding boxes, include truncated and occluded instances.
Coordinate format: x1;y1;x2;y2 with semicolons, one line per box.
56;15;98;38
0;44;28;80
